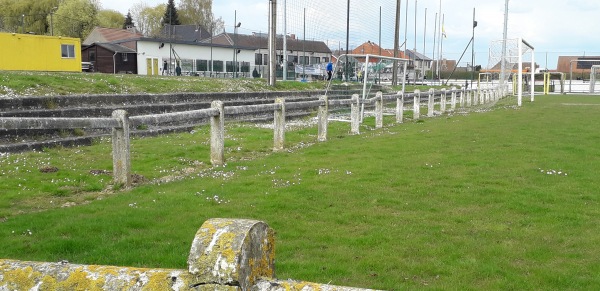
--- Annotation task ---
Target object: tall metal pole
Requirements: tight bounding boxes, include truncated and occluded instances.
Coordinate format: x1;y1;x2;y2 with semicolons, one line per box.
345;0;350;81
303;7;306;80
268;0;277;86
233;10;236;78
414;0;417;80
500;0;509;93
392;0;401;86
283;0;287;81
379;6;382;83
422;7;427;84
404;0;408;53
471;8;476;88
431;12;437;80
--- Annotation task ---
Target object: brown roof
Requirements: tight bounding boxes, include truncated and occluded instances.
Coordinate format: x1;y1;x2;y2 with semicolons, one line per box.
83;27;143;46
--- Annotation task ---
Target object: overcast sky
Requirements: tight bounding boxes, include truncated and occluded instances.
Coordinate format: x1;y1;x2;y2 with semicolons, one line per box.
100;0;600;69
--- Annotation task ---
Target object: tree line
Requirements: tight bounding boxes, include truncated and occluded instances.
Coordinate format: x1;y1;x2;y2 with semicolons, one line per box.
0;0;224;40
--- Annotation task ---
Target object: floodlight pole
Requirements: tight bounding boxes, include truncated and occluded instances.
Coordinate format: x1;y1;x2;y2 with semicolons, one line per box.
500;0;509;93
268;0;277;86
283;0;287;81
345;0;350;81
471;8;476;88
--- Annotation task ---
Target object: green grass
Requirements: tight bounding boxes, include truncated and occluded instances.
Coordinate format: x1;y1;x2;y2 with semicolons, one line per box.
0;71;329;96
1;95;600;289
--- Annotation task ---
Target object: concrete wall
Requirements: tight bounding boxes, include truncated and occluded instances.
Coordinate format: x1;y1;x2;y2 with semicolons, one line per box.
0;218;380;291
0;32;81;72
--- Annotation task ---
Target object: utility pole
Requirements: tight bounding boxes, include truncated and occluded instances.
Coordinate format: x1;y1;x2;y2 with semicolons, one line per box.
283;0;287;81
392;0;401;86
499;0;509;93
345;0;350;82
268;0;277;86
471;8;476;88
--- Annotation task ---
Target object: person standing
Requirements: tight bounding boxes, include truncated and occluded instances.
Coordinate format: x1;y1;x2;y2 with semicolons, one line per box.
162;60;168;75
326;61;333;81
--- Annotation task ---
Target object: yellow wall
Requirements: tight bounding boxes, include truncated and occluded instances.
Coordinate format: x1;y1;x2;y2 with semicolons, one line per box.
0;33;82;72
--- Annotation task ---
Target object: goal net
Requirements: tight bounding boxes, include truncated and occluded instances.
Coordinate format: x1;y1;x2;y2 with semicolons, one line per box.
487;38;535;105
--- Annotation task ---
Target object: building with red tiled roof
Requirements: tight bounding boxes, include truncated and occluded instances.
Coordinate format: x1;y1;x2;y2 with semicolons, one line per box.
556;56;600;74
83;27;143;46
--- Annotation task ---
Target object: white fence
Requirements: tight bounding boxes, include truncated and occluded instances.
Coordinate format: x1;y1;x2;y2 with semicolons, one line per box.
0;87;502;187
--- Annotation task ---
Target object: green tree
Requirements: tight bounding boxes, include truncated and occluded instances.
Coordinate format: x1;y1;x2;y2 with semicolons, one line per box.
0;0;59;35
123;10;134;29
98;9;124;29
178;0;210;27
131;2;165;37
161;0;180;27
50;0;99;39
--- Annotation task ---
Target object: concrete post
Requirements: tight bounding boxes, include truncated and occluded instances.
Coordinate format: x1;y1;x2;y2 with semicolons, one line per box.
273;98;285;151
440;88;447;113
396;91;404;123
479;89;485;105
210;101;225;166
112;110;130;187
413;89;421;120
460;88;465;108
351;94;360;135
375;91;383;129
467;89;472;107
317;95;328;142
473;89;479;106
451;87;457;111
187;218;275;289
427;88;434;117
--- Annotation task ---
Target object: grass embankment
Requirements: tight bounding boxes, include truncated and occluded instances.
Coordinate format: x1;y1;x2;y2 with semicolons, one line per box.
1;88;600;288
0;70;453;96
0;71;329;96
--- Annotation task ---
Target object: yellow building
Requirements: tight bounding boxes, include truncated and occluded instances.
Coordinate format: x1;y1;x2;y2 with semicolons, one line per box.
0;32;82;72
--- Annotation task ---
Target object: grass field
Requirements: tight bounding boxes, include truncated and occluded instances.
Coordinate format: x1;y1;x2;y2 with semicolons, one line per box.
0;94;599;289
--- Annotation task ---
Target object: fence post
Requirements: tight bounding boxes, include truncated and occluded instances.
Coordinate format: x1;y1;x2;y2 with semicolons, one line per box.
351;94;360;135
396;91;404;123
112;110;131;187
479;89;485;105
317;95;328;142
427;88;434;117
467;89;472;107
413;89;421;120
460;87;465;108
451;87;457;111
440;88;447;113
210;100;225;166
375;91;383;129
273;98;286;151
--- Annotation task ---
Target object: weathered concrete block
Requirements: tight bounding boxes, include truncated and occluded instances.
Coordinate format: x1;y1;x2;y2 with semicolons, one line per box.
396;92;404;124
317;95;328;142
112;110;131;186
210;101;225;166
188;218;275;289
413;89;421;120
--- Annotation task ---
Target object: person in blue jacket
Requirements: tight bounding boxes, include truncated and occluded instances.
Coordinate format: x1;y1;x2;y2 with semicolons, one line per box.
326;61;333;81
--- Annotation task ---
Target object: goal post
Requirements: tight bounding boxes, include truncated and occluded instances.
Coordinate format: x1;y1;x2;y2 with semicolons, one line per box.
488;38;535;105
590;65;600;93
517;38;535;105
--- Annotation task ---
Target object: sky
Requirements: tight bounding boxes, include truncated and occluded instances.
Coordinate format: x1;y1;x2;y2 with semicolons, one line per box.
100;0;600;69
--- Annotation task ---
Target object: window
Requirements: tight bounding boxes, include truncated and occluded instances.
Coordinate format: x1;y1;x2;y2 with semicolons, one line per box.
299;56;309;65
323;57;329;63
312;57;320;64
263;54;268;65
255;53;263;65
88;50;96;62
241;62;250;72
226;61;234;72
196;59;208;71
213;60;224;72
61;44;75;58
121;53;128;62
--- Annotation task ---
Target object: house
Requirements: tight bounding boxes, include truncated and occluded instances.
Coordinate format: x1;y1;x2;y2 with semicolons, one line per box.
556;56;600;74
83;27;143;46
160;24;211;42
81;43;138;74
0;32;81;72
404;49;432;72
207;32;332;79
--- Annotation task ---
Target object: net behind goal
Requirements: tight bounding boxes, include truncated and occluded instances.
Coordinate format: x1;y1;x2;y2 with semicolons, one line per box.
487;38;535;105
